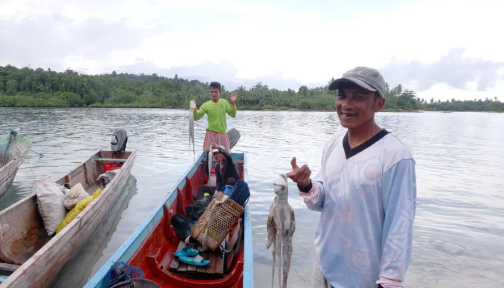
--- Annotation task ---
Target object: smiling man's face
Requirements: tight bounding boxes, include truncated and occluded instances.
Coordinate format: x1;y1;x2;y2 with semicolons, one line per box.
336;87;385;130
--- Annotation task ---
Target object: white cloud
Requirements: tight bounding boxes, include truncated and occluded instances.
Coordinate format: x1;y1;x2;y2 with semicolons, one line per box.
418;81;504;102
0;0;503;101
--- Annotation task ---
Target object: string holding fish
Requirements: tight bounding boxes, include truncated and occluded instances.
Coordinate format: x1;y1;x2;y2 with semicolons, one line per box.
189;99;196;157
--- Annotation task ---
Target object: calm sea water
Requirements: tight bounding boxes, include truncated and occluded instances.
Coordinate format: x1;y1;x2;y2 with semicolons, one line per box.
0;108;502;288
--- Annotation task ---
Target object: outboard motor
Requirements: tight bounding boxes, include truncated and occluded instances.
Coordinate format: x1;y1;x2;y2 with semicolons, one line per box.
111;129;128;155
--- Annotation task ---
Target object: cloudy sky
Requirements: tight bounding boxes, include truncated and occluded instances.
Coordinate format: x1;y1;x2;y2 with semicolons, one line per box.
1;0;502;101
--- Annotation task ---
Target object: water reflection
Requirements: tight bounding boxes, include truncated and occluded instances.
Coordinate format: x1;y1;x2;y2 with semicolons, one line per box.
0;108;502;287
52;175;138;288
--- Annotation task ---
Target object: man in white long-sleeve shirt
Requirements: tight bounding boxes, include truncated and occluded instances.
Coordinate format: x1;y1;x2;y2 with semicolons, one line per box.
287;66;417;288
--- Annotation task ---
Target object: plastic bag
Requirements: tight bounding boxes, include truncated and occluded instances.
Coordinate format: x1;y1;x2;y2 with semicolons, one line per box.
35;177;66;236
63;183;89;210
57;184;69;195
96;170;119;187
56;188;102;234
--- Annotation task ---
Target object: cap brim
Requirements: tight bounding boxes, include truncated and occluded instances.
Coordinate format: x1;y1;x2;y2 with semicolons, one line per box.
328;77;377;93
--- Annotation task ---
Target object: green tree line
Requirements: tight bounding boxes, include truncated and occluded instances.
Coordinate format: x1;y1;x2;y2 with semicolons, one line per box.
0;65;502;112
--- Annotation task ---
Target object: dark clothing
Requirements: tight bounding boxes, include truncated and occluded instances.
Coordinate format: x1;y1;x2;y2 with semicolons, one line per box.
195;147;239;200
171;213;193;241
215;147;240;191
185;195;212;222
170;213;200;245
197;185;215;199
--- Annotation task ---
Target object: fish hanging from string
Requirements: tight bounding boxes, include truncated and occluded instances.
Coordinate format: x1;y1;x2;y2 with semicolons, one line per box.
189;100;196;156
267;174;295;288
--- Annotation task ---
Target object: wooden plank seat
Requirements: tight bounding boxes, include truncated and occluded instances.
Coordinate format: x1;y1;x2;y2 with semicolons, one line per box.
94;158;127;162
168;242;225;279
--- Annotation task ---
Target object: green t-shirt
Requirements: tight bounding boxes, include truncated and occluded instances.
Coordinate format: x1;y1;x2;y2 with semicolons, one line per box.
193;99;237;133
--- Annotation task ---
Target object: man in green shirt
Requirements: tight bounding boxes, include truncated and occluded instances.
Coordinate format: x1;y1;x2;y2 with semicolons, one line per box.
192;82;237;152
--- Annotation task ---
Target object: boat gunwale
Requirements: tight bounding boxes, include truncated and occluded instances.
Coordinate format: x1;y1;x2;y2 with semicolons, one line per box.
0;157;23;175
0;157;24;198
0;149;136;287
84;151;254;288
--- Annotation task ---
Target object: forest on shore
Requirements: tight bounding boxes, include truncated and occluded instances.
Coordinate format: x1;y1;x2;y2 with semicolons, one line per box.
0;65;502;112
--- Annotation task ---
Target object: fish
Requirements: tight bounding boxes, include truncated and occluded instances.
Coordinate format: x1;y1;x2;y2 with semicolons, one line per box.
267;174;295;288
189;100;196;155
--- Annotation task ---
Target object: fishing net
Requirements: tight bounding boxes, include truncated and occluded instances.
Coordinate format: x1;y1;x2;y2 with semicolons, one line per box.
97;261;145;288
0;130;32;167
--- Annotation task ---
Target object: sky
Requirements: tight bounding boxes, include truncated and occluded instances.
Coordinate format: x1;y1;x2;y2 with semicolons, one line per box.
0;0;502;101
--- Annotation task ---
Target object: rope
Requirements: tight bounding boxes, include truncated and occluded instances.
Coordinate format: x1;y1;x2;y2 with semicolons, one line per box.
24;157;36;180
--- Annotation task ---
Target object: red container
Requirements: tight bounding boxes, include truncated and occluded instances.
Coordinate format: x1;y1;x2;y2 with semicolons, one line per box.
104;162;121;172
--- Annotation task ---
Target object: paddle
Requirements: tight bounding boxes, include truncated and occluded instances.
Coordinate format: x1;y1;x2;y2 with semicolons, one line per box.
227;128;241;150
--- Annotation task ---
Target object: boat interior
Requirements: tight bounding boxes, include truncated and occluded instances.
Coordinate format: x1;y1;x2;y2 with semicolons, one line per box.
0;151;132;282
123;155;247;287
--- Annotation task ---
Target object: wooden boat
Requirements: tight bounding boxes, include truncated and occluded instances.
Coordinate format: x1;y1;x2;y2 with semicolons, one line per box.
49;174;139;288
84;151;254;288
0;158;24;199
0;129;29;199
0;150;136;288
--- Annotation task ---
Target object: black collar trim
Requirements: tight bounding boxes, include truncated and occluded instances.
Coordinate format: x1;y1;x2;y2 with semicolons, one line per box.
343;129;389;159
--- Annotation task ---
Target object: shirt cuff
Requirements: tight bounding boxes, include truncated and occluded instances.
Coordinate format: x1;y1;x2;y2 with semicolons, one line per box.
376;277;403;288
298;181;320;207
297;180;312;192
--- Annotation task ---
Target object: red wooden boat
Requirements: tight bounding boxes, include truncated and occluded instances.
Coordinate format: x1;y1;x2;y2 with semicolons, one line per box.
84;151;254;288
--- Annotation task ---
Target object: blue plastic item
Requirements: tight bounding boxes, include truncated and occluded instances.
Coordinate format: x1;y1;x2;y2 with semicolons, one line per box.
174;246;200;257
223;185;233;195
178;255;210;267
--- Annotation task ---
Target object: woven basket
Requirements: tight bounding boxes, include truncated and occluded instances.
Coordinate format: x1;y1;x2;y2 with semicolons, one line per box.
191;192;244;251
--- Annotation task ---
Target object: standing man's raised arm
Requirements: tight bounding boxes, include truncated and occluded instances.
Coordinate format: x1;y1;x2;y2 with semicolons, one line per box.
192;99;206;121
226;92;237;118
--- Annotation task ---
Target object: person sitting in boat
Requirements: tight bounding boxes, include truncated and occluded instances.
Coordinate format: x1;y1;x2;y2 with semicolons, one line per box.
196;144;239;199
192;82;237;152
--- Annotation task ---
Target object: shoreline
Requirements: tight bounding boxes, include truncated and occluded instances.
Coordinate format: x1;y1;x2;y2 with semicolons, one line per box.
0;106;421;112
380;109;422;113
0;106;501;113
